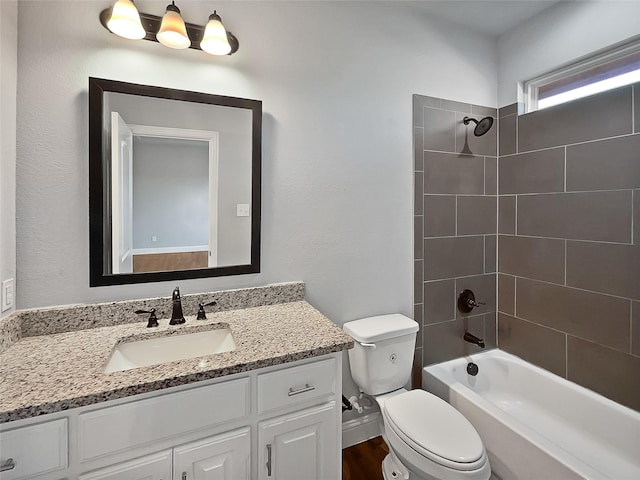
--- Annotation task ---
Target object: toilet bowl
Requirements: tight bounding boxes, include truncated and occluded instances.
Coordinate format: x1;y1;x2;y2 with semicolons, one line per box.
343;314;490;480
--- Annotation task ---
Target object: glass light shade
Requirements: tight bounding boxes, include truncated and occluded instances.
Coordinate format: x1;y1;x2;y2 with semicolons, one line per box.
156;5;191;49
200;12;231;55
106;0;146;40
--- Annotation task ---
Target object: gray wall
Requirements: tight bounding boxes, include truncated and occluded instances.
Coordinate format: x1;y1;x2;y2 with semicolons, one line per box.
132;138;209;250
413;95;498;384
0;1;17;319
497;85;640;411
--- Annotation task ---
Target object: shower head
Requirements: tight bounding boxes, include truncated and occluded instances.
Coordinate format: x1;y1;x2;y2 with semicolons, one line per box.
463;116;494;137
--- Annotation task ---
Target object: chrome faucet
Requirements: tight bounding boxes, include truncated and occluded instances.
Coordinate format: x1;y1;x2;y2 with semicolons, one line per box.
169;286;186;325
464;332;485;349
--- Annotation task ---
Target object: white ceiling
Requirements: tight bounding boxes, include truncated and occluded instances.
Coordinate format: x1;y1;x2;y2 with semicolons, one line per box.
410;0;563;37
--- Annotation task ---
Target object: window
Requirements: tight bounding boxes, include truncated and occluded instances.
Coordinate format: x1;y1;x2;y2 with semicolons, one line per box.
524;38;640;113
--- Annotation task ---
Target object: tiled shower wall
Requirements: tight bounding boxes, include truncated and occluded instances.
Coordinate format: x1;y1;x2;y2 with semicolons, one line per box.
497;84;640;411
413;94;498;385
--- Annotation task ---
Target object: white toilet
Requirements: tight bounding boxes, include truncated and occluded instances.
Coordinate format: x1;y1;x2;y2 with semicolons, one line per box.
343;314;491;480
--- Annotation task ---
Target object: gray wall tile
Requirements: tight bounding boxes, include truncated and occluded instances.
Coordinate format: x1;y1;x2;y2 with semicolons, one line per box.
456;112;497;157
457;196;497;235
414;216;423;260
414;172;424;216
413;94;441;127
424;195;456;237
516;278;631;352
412;347;423;389
485;157;497;195
498;274;515;315
499;114;516;156
566;241;640;300
423;279;455;324
423;316;487;365
455;274;496;319
566;134;640;191
485;235;496;273
472;105;498;118
424;151;484;194
414;260;423;303
633;301;640;357
499;235;565;284
441;99;471;113
414;303;423;326
498;313;566;377
424;236;485;280
424;107;456;152
498;196;516;234
499;103;517;117
518;86;633;152
567;336;640;411
517;191;632;243
484;312;497;348
414;127;424;171
635;190;640;246
499;148;564;194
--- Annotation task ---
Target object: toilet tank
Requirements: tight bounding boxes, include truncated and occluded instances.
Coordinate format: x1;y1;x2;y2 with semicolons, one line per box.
343;314;419;396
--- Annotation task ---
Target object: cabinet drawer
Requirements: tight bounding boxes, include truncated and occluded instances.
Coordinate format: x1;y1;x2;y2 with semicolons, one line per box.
0;418;68;480
257;359;336;414
78;377;249;462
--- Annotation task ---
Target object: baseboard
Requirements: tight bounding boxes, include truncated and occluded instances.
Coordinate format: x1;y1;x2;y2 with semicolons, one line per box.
342;412;381;449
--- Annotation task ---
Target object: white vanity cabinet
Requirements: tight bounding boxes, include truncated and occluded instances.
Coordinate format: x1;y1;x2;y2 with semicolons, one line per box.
257;403;337;480
0;353;342;480
79;427;251;480
77;451;172;480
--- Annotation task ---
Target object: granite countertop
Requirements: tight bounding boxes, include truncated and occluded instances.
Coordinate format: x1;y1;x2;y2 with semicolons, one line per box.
0;300;353;424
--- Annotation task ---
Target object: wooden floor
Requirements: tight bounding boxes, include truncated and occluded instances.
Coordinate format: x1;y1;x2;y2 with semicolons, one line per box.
342;436;389;480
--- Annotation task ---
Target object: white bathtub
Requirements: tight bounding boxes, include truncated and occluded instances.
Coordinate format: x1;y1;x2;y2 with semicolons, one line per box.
423;349;640;480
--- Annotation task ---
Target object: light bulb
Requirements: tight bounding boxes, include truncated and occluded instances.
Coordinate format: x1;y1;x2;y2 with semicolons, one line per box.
106;0;145;40
156;2;191;50
200;11;231;56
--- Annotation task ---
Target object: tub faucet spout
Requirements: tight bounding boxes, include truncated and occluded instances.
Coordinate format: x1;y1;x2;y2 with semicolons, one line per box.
170;286;186;325
464;332;485;348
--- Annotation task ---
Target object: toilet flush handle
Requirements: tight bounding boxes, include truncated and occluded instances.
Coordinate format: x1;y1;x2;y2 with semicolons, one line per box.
359;342;376;350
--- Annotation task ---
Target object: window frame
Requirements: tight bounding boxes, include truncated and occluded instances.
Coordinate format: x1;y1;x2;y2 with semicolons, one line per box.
524;37;640;113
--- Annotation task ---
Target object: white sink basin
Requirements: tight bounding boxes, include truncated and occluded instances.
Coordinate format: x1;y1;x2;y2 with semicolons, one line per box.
104;328;236;373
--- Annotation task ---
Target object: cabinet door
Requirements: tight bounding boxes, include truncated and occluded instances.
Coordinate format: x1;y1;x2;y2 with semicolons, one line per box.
174;427;250;480
258;402;337;480
78;450;172;480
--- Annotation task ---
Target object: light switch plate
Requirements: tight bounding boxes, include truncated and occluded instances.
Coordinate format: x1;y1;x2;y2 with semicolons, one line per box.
236;204;250;217
2;278;14;312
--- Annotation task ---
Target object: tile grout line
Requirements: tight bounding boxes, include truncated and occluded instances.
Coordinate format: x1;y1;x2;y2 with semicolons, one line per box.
496;232;632;246
564;146;567;193
499;131;640;158
564;240;567;286
565;334;569;379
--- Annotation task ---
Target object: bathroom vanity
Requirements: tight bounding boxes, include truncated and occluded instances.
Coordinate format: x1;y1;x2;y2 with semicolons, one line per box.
0;283;353;480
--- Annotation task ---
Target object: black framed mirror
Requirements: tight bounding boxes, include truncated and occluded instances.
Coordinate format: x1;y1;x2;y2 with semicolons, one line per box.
89;78;261;286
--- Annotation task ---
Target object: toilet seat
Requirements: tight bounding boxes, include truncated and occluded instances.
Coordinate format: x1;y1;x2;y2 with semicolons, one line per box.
382;390;487;472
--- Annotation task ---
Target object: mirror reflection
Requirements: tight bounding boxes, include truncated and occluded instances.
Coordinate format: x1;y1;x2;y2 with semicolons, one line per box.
89;78;261;286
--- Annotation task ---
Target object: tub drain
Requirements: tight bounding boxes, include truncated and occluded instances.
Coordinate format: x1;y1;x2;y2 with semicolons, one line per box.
467;362;479;376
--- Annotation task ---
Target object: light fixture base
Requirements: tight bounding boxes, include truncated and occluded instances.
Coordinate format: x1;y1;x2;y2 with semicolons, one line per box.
100;8;239;55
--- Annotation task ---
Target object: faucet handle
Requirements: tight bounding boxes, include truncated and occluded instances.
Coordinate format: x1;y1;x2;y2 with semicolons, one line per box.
458;289;485;313
196;301;218;320
135;308;159;328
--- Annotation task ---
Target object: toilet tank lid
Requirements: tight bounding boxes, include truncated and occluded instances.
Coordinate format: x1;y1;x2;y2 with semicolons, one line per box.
343;314;418;343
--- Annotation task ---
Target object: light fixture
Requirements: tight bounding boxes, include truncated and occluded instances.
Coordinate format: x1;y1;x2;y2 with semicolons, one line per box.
100;1;240;56
201;11;231;56
156;1;190;50
105;0;145;40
